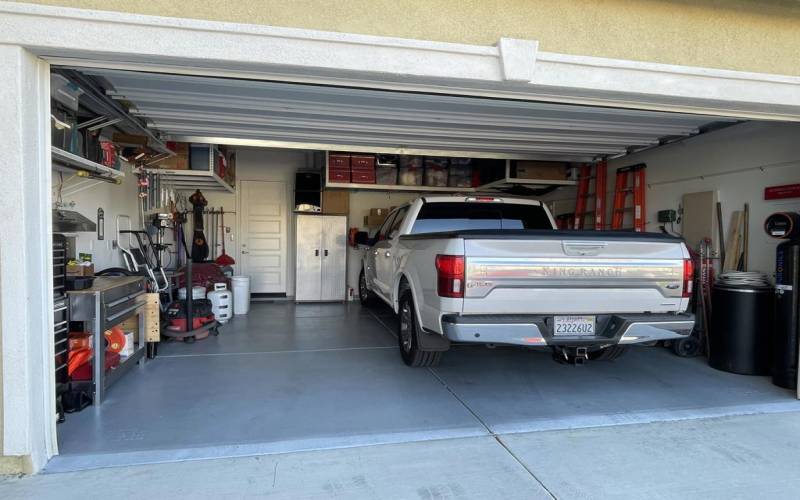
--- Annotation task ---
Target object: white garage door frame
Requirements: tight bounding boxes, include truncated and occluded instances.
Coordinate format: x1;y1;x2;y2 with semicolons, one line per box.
2;1;800;472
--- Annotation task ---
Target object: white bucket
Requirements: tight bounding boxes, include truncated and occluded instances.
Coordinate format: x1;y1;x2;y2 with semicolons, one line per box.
178;286;206;300
231;276;251;315
207;283;233;324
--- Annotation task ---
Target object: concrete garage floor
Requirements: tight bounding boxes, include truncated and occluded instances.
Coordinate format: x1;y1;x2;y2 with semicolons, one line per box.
47;302;800;476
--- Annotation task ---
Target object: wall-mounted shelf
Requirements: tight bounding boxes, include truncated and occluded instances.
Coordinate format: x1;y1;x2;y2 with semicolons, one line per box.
145;168;235;193
52;146;124;180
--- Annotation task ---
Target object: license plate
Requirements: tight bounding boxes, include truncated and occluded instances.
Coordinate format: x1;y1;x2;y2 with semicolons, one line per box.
553;315;596;336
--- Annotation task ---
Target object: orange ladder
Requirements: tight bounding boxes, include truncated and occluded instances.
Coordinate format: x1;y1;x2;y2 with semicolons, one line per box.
573;160;607;230
611;164;647;232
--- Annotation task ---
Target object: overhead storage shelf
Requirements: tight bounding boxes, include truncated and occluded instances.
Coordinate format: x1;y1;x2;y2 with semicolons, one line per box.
145;168;234;193
324;182;474;193
323;156;576;193
52;146;124;179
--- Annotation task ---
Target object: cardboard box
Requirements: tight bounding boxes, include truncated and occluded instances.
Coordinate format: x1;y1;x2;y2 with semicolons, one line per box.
365;208;391;227
66;262;94;276
514;161;567;181
155;142;189;170
112;133;149;147
322;190;350;215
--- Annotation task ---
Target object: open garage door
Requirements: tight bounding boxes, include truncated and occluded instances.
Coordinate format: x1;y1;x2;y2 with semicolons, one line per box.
74;68;741;162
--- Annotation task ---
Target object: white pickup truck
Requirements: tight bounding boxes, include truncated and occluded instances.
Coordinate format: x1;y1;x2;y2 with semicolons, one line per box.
358;195;695;367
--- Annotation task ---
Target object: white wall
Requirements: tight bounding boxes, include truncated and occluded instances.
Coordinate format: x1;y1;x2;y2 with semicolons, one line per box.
345;191;419;295
54;162;140;270
190;147;311;297
545;121;800;276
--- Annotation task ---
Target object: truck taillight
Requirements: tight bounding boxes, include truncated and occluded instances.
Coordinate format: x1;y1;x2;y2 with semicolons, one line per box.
682;258;694;298
435;254;465;298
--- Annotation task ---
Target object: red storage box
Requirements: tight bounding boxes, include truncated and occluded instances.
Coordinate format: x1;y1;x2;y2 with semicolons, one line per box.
328;168;351;183
328;153;351;169
351;169;376;184
351;155;376;169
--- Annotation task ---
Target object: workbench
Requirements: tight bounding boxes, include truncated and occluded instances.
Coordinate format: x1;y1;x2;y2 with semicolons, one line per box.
67;276;147;405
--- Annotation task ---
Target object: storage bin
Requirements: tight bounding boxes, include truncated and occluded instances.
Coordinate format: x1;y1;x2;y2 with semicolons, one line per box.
351;154;376;169
328;168;351;183
351;169;376;184
424;157;449;187
449;158;473;187
376;165;398;185
328;153;351;169
207;283;232;324
398;166;423;186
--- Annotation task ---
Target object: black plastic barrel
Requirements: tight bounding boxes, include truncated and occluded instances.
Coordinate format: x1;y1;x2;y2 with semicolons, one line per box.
709;284;774;375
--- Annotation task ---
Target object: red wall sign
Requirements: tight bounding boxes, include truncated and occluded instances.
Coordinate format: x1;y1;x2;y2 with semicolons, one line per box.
765;183;800;201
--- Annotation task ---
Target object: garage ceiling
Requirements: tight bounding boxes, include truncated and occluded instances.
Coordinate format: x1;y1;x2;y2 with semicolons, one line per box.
80;68;739;162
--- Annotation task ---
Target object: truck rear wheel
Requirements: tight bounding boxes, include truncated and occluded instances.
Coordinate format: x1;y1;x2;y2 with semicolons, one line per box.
398;292;442;367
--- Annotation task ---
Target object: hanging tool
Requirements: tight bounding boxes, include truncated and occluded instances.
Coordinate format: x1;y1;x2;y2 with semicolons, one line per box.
572;160;607;230
611;164;647;232
189;189;209;263
215;208;236;266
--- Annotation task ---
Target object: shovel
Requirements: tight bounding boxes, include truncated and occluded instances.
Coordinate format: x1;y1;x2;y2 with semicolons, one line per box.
215;208;236;266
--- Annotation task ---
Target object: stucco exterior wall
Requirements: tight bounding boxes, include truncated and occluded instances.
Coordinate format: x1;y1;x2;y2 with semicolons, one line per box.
10;0;800;77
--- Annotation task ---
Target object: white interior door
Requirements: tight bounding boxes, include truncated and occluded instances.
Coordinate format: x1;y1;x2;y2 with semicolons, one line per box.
239;180;287;294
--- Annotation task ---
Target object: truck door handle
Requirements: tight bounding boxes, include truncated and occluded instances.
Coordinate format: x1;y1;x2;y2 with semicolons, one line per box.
315;249;319;257
324;249;329;257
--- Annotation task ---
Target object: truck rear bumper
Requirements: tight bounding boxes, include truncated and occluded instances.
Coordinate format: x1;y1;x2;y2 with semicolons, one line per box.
440;313;694;347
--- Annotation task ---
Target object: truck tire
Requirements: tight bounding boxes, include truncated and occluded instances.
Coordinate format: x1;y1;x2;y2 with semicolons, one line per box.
359;269;378;307
589;345;628;361
398;291;442;367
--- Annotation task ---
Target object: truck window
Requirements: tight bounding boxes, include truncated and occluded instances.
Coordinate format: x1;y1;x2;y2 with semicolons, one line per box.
410;202;553;234
376;210;399;241
388;206;410;236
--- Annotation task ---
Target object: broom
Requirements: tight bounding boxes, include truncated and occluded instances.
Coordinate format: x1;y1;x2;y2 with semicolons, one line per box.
215;208;236;266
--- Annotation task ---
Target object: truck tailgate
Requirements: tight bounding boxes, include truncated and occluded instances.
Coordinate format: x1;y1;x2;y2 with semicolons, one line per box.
463;234;688;315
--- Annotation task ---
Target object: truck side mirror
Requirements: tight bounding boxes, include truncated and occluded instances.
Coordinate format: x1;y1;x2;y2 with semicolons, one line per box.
354;231;370;246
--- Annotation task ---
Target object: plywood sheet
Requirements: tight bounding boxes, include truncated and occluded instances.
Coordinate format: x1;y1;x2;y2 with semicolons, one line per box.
681;191;718;254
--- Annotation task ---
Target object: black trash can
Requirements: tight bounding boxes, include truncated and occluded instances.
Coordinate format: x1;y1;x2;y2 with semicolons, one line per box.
709;283;774;375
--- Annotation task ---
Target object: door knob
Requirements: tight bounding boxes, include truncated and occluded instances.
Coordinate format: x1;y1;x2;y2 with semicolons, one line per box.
315;249;319;256
241;250;249;254
384;251;391;258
